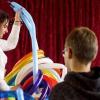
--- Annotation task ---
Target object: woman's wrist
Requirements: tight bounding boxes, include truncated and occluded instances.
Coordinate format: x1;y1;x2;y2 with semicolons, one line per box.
15;20;21;22
14;20;21;25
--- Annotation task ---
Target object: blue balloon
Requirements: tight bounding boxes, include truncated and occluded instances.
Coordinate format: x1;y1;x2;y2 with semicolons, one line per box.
10;2;39;83
16;88;24;100
0;90;34;100
9;2;51;99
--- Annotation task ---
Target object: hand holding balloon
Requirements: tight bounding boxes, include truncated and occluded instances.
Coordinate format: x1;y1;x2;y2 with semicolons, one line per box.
14;12;21;26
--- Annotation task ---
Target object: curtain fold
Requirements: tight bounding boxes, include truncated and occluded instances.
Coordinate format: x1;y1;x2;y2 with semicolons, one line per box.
0;0;100;73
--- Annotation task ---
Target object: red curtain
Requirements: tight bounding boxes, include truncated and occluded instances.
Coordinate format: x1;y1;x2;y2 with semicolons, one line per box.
0;0;100;74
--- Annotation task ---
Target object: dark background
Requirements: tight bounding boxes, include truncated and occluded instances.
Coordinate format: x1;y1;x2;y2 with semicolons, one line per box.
0;0;100;74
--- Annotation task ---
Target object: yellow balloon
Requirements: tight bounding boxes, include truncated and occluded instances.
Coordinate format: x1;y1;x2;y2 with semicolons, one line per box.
8;97;16;100
42;69;60;82
5;50;45;83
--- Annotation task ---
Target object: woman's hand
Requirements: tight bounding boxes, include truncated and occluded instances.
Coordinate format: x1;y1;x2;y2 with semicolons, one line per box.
14;12;21;25
11;84;21;90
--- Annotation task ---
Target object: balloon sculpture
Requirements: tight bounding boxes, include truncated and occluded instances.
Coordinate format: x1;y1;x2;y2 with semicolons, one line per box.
5;1;67;100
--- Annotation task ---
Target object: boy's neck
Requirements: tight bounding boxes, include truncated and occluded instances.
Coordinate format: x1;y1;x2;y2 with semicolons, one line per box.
70;59;91;73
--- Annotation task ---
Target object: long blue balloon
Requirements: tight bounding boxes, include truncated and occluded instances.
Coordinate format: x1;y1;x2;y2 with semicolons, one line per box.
16;88;24;100
10;2;39;82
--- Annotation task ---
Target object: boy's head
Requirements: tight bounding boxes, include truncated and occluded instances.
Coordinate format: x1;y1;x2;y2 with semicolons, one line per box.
64;27;98;69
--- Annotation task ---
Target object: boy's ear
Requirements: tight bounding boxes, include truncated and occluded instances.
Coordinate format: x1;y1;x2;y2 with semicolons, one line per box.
68;48;72;59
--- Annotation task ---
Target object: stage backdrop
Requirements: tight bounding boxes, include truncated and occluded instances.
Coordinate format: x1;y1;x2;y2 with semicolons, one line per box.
0;0;100;74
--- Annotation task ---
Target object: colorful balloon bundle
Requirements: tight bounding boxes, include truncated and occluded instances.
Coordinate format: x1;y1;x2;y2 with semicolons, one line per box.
5;2;67;100
5;50;67;99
